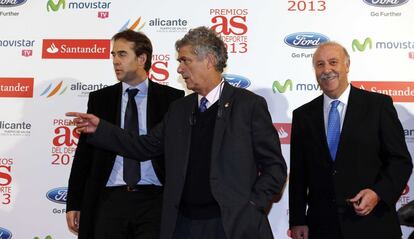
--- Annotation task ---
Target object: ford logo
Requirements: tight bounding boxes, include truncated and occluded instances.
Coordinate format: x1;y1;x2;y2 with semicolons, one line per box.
0;227;12;239
284;32;329;49
363;0;409;7
223;74;251;89
0;0;27;7
46;187;67;204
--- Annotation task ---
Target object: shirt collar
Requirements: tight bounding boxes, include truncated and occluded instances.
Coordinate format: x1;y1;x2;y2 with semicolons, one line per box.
198;79;224;105
122;78;148;96
323;83;351;109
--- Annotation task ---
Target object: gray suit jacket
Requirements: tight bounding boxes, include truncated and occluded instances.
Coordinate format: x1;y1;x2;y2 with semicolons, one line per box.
89;82;287;239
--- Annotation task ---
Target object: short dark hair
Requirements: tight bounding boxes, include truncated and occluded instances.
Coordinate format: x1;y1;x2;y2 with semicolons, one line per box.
175;26;228;73
112;30;153;72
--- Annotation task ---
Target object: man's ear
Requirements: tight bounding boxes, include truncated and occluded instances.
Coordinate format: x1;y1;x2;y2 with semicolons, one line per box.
206;53;216;70
137;53;147;66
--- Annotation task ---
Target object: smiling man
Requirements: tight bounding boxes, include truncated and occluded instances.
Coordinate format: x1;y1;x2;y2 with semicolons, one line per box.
289;41;412;239
66;26;287;239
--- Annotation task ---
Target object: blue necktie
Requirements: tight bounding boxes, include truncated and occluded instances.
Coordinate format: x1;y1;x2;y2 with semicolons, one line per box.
123;88;140;187
327;100;341;161
199;97;208;113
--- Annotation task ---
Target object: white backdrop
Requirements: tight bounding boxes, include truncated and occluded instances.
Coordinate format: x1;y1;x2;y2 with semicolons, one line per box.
1;0;414;238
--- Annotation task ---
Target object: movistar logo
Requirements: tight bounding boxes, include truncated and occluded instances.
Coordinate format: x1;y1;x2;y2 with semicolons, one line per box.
352;38;373;52
272;79;293;93
34;236;53;239
47;0;66;12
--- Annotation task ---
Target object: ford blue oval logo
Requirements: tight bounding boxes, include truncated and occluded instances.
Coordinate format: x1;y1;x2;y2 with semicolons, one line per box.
0;227;12;239
284;32;329;49
0;0;27;7
223;74;251;89
363;0;409;7
46;187;67;204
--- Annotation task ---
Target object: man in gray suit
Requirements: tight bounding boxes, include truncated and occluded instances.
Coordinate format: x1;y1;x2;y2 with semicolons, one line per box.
67;26;287;239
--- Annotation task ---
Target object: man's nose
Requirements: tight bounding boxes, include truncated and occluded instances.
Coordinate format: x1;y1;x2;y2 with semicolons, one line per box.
177;63;184;74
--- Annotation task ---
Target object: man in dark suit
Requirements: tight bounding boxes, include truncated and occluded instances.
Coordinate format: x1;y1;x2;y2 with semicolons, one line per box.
289;41;412;239
65;30;184;239
67;26;287;239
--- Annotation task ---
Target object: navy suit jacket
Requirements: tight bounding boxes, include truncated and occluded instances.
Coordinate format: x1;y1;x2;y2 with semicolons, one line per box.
289;85;412;239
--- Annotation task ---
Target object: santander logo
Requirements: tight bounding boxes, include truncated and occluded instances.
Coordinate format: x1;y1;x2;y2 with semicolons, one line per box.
274;123;291;144
0;77;33;98
352;81;414;102
42;39;110;59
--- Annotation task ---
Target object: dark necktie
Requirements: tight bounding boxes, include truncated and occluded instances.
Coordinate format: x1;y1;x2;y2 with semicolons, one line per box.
327;100;341;161
123;88;141;187
199;97;208;113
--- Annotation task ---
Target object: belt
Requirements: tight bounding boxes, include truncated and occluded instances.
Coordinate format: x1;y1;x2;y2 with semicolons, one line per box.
105;185;163;193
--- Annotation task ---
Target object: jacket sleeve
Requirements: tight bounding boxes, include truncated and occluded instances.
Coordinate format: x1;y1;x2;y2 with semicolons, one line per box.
288;109;308;227
249;96;287;211
66;93;96;212
371;95;412;207
87;108;168;161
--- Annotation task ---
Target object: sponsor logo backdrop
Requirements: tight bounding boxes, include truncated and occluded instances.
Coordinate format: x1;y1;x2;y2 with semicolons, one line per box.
1;0;413;238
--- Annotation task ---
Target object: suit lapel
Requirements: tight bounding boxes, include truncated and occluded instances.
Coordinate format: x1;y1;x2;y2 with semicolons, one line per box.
146;80;157;129
211;82;234;163
181;93;198;173
110;83;122;127
311;95;333;164
336;86;364;163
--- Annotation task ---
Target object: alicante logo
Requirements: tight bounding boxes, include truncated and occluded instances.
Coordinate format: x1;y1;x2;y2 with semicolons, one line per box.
352;38;373;52
272;79;293;93
120;17;145;32
40;81;67;97
47;0;65;12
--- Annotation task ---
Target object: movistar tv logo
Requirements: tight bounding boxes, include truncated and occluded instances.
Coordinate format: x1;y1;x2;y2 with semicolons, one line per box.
352;38;373;52
40;81;68;97
273;79;293;93
47;0;65;12
120;17;145;32
46;0;111;12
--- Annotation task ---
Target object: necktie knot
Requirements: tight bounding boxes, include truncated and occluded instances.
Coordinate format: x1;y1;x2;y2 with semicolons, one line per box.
127;88;139;99
199;97;208;112
331;100;340;109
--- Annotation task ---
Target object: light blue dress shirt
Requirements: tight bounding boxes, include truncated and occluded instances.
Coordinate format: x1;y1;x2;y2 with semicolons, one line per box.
106;79;161;186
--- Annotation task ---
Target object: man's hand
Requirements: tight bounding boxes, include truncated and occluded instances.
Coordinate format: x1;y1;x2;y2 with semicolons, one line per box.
348;188;380;216
290;225;309;239
66;210;80;234
66;112;100;134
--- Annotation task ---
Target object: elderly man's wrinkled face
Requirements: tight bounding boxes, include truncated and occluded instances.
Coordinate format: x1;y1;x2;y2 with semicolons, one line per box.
313;44;350;99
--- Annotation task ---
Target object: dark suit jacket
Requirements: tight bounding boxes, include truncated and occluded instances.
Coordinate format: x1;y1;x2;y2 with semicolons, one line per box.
289;85;412;239
66;80;184;239
89;82;287;239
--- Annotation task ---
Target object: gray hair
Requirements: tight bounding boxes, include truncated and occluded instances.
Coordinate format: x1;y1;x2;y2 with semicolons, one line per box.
175;26;228;73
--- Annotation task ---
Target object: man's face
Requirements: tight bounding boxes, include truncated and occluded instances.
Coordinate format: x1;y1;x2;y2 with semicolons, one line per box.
176;45;210;93
111;39;141;84
313;44;350;98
